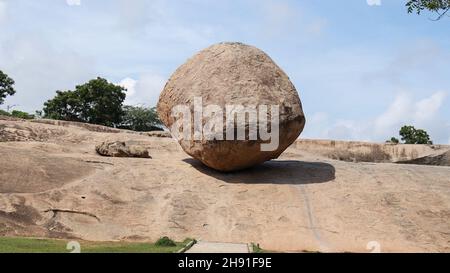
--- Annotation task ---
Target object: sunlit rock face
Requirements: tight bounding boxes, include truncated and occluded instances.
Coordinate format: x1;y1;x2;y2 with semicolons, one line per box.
157;42;305;171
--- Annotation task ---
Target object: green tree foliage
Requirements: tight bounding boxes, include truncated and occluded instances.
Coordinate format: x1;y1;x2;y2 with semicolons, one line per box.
399;125;433;144
155;236;176;247
11;110;34;119
43;77;126;127
388;137;400;144
0;70;16;105
0;109;10;116
119;105;163;131
406;0;450;20
0;109;34;119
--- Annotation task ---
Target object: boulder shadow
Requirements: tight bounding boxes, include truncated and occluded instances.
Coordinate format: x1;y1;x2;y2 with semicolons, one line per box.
182;158;335;185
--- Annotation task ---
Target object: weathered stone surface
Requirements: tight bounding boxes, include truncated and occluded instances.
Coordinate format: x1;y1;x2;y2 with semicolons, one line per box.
95;140;151;158
143;131;172;138
2;118;450;252
157;42;306;171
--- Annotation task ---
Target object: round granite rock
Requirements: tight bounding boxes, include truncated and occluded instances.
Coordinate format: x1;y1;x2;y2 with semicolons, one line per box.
157;42;305;171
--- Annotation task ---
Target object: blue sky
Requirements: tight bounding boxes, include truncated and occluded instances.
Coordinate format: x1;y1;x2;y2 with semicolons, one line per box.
1;0;449;143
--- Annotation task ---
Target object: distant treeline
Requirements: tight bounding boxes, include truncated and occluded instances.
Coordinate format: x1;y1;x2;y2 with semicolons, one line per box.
0;72;162;132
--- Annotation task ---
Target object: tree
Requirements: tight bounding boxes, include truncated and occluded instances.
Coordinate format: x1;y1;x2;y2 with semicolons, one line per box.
387;137;400;144
11;110;34;119
43;90;81;122
0;108;34;119
406;0;450;20
35;110;43;118
43;77;126;127
0;109;10;116
119;105;163;131
399;125;433;144
0;70;16;105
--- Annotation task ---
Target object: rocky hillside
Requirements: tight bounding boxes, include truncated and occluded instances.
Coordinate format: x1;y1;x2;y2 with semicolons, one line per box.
1;117;449;252
294;139;450;166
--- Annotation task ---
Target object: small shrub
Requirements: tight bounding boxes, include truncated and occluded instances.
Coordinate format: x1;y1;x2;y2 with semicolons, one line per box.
11;110;34;119
329;147;390;163
387;137;399;144
155;236;176;247
182;238;197;245
0;109;10;116
251;243;264;253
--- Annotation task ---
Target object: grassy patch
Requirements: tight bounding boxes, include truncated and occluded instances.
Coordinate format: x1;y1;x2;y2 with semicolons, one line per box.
250;243;265;253
155;236;176;247
249;243;284;253
0;236;189;253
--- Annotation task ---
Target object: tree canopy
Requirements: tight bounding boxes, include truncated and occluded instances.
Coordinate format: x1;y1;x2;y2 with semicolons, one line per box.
0;70;16;105
406;0;450;20
119;105;163;132
387;137;400;144
43;77;126;127
399;125;433;144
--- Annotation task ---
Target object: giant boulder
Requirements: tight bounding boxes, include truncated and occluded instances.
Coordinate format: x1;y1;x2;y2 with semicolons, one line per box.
157;42;305;171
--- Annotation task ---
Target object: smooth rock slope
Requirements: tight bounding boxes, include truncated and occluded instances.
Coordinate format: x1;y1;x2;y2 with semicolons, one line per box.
1;118;449;252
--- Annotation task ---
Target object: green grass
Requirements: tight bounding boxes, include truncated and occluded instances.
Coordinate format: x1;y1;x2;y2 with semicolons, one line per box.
0;236;190;253
249;243;283;253
250;243;265;253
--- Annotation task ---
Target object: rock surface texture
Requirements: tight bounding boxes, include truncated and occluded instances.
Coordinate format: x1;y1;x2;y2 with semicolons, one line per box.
157;42;306;171
1;117;450;252
96;140;151;158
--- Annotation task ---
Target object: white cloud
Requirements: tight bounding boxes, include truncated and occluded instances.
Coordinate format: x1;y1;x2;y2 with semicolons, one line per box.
374;92;412;137
305;91;449;143
328;123;356;141
309;112;328;124
118;74;166;106
367;0;382;6
0;34;96;111
134;74;166;106
0;0;7;23
66;0;81;6
112;0;215;49
414;91;446;122
117;77;137;98
364;41;443;86
373;91;447;140
301;112;330;139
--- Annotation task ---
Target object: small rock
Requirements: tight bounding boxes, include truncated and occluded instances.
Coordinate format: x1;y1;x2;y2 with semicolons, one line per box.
95;141;151;158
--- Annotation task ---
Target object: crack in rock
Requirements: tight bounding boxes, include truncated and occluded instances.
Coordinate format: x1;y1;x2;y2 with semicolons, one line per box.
44;209;101;222
83;160;114;165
